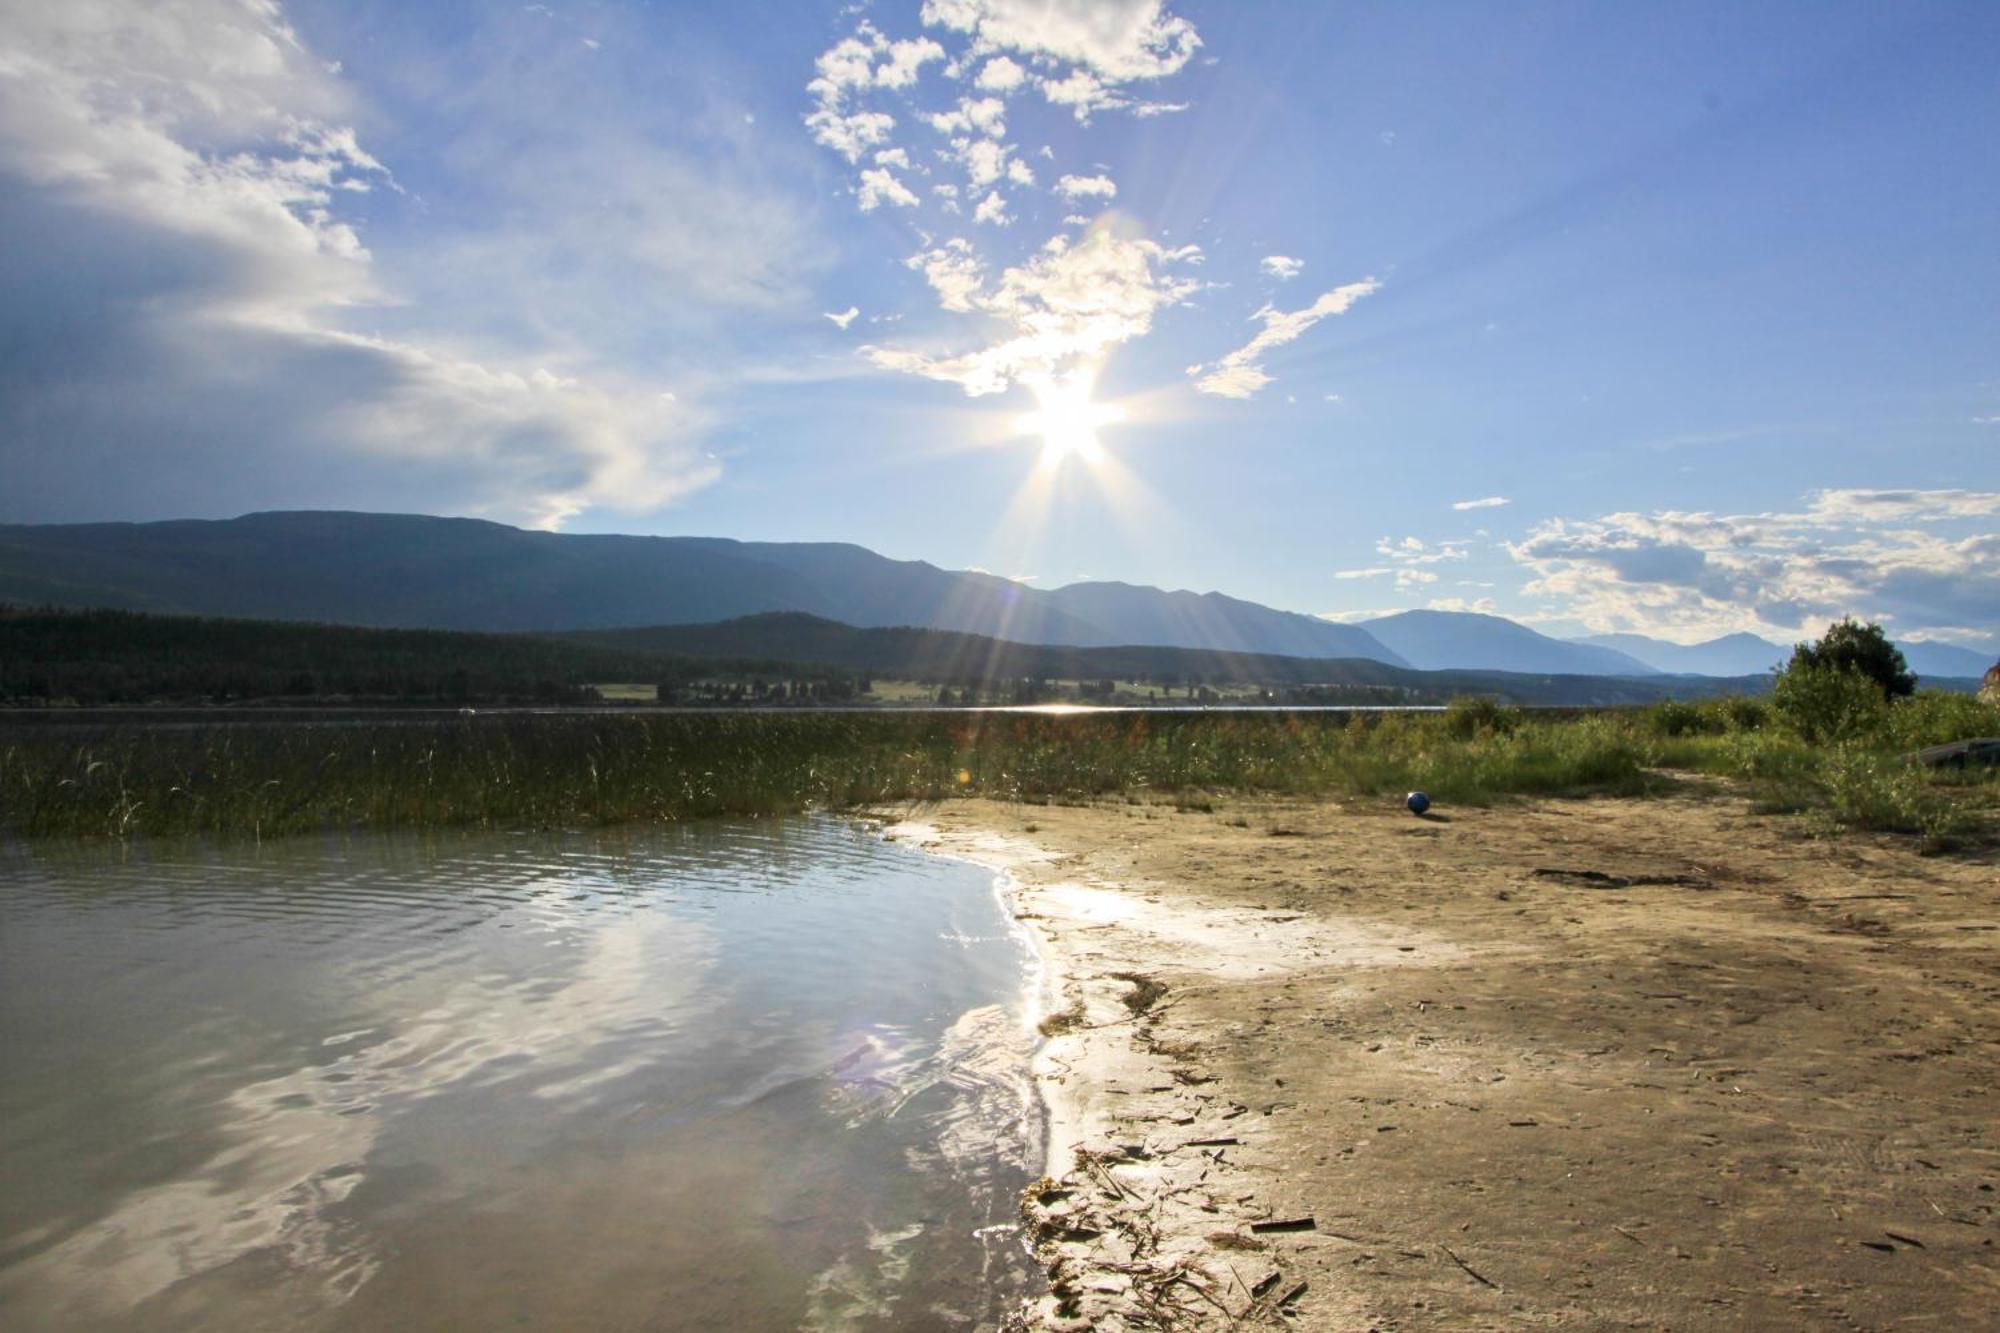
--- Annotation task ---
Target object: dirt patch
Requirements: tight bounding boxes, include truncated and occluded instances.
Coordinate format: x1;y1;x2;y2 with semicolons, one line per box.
889;792;2000;1330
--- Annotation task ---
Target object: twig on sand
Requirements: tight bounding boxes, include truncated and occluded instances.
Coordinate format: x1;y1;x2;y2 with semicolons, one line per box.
1249;1215;1317;1235
1443;1244;1502;1290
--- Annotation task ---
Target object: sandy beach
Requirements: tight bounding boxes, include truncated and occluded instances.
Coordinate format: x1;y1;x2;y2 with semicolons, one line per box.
887;790;2000;1330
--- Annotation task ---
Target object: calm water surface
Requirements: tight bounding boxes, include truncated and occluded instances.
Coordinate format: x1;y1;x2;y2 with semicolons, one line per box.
0;817;1044;1330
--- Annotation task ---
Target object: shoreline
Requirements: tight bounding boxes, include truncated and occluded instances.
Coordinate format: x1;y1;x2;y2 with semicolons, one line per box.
887;791;2000;1330
885;809;1383;1328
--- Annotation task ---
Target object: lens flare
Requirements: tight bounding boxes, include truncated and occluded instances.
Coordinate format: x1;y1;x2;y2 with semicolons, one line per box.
1017;372;1126;467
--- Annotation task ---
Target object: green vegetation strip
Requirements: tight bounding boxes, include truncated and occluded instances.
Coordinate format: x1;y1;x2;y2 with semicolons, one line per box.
4;693;1994;846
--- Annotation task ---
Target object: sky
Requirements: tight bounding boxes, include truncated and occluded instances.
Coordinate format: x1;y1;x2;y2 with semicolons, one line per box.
1;0;1996;649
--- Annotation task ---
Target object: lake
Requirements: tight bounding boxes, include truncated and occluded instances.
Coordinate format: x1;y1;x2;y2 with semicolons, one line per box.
0;818;1045;1330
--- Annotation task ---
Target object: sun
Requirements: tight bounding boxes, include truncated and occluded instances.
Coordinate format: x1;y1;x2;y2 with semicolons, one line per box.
1017;372;1126;466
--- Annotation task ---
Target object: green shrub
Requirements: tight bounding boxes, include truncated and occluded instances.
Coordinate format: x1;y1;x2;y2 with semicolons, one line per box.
1645;700;1717;737
1786;618;1916;699
1773;664;1890;744
1811;745;1984;849
1441;695;1522;740
1718;696;1770;731
1878;690;2000;752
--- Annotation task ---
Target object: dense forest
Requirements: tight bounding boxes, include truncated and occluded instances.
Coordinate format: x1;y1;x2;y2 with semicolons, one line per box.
0;606;865;706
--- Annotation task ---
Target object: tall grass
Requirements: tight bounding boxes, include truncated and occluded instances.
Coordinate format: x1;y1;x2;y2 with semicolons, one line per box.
1628;691;1999;848
1;710;1655;841
2;694;1991;844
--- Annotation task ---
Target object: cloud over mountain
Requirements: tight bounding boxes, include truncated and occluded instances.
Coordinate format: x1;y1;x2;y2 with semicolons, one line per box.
1510;490;2000;645
0;0;787;529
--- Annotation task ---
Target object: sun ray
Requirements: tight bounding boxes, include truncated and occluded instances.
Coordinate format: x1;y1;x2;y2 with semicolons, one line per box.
1017;370;1126;469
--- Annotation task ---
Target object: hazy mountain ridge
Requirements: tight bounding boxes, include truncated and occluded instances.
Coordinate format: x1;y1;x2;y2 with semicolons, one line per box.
0;512;1406;664
1355;610;1662;677
1573;631;1789;678
2;511;1987;680
1574;629;1995;681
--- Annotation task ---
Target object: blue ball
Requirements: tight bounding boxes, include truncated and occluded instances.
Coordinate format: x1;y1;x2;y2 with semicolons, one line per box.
1406;790;1431;815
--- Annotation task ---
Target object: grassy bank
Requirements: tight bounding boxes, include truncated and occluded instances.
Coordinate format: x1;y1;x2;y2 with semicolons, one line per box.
2;698;1994;844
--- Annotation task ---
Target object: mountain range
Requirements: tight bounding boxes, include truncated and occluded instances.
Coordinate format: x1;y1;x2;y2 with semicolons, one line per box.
0;511;1402;662
0;511;1989;682
1572;629;1995;681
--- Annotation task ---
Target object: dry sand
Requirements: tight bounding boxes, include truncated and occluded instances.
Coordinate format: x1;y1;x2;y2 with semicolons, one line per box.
884;788;1999;1330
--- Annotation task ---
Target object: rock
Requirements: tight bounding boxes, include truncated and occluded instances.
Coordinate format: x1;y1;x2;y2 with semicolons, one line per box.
1908;738;2000;768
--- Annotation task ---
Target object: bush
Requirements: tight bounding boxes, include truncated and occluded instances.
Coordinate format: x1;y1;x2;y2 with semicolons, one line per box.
1719;696;1770;731
1877;690;2000;753
1441;695;1522;740
1645;700;1718;738
1786;618;1915;699
1772;664;1891;744
1813;745;1983;849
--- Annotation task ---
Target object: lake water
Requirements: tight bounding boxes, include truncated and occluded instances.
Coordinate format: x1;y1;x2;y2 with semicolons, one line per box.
0;818;1045;1331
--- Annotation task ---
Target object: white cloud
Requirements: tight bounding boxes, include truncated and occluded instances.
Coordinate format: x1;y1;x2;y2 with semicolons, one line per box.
1056;173;1118;200
973;189;1012;226
905;238;985;312
857;166;920;210
809;33;882;97
805;105;896;162
1260;255;1303;280
928;96;1007;137
0;0;731;528
1038;69;1126;122
876;36;947;89
957;136;1011;186
920;0;1201;82
1803;488;2000;522
1331;537;1470;594
1452;495;1510;511
1377;536;1471;566
1508;489;2000;640
804;26;945;168
824;306;860;330
1189;279;1381;398
976;56;1026;91
806;25;944;97
805;1;1207;402
866;230;1203;395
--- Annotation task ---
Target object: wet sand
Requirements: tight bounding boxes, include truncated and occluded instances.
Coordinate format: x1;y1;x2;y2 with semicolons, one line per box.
886;789;2000;1330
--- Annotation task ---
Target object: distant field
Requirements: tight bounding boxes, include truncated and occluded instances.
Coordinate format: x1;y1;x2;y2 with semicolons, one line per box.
591;683;660;702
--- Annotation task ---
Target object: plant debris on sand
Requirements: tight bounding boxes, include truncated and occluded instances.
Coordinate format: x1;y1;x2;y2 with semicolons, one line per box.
915;791;2000;1330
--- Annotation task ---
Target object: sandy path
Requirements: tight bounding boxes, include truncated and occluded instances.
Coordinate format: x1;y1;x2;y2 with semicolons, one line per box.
885;790;2000;1330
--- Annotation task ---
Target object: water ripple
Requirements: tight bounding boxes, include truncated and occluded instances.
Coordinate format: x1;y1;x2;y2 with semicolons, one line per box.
0;816;1039;1330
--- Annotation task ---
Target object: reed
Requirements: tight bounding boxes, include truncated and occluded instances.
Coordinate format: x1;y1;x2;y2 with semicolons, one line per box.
1;698;1991;845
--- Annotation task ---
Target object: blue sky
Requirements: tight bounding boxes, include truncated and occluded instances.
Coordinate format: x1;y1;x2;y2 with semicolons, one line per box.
1;1;1995;647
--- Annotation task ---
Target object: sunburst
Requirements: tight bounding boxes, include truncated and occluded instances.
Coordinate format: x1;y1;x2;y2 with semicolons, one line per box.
1017;371;1126;467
